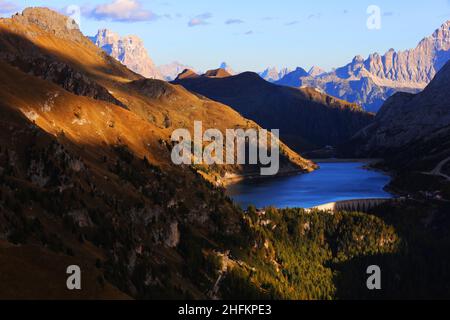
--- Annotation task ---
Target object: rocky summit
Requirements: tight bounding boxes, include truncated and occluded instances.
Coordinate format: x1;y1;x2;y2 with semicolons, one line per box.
91;29;163;80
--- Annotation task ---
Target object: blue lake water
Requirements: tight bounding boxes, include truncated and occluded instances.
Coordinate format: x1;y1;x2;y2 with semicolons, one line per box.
226;162;393;209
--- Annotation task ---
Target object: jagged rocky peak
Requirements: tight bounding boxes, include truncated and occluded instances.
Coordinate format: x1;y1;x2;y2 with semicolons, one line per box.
352;55;365;64
308;66;326;77
92;29;120;47
10;7;84;41
91;29;163;80
259;67;292;82
428;20;450;48
260;67;279;80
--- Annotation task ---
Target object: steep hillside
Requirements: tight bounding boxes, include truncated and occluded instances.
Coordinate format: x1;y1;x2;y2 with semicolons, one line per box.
0;8;314;299
174;70;373;152
0;8;313;182
349;60;450;175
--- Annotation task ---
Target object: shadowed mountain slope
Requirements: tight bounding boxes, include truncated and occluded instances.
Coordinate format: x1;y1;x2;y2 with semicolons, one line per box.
347;60;450;174
174;71;374;152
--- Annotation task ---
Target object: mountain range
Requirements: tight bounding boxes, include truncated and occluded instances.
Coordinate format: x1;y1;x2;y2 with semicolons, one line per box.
273;21;450;112
90;21;449;113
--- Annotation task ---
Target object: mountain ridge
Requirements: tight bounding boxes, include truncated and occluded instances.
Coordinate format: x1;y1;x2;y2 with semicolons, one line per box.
274;20;450;112
174;70;373;152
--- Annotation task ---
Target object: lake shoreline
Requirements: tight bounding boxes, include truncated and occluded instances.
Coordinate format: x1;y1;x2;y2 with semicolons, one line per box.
226;160;395;209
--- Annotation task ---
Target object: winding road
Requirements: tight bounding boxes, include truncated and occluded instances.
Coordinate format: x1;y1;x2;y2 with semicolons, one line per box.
426;157;450;181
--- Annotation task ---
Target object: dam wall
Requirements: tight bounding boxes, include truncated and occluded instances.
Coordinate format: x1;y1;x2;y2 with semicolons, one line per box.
308;198;399;213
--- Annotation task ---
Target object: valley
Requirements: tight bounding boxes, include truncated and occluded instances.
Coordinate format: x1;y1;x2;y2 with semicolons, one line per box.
0;4;449;301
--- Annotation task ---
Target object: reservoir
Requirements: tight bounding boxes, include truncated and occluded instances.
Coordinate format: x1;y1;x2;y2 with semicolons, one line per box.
226;161;393;209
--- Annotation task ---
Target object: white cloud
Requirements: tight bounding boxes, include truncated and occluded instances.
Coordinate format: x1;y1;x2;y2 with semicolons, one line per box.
88;0;158;22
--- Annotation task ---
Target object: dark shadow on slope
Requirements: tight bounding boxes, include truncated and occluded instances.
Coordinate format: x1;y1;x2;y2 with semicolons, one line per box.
333;200;450;299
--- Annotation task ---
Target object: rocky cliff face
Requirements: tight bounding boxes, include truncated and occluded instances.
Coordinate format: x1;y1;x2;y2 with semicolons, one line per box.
363;20;450;85
276;21;450;112
91;29;163;80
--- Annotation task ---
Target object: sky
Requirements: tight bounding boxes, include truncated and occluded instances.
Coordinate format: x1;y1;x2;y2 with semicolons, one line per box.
1;0;450;72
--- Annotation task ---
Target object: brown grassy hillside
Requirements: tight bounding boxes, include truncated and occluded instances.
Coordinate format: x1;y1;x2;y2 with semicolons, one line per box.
0;8;314;299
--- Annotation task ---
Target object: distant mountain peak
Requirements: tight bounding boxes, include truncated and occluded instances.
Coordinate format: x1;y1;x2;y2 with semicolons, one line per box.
274;67;310;87
158;61;195;81
203;68;232;78
259;66;291;82
91;29;162;80
308;66;326;77
275;20;450;112
219;62;236;75
352;55;365;63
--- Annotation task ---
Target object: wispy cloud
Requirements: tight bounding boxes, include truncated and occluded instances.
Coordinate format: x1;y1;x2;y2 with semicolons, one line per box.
307;13;322;20
87;0;158;22
244;30;253;35
285;20;300;26
0;0;19;14
225;18;244;25
188;12;212;27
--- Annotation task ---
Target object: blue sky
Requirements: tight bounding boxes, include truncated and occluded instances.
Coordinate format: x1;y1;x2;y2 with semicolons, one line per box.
2;0;450;72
